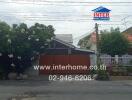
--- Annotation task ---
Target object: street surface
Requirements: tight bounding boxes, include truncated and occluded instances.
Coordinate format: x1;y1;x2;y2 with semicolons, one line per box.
0;80;132;100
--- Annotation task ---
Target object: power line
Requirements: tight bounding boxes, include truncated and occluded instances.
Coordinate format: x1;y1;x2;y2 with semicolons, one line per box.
0;14;127;22
0;12;131;23
73;22;126;40
73;28;95;40
1;12;132;18
99;24;124;25
20;18;124;23
21;17;122;22
18;17;109;21
121;16;132;29
0;14;123;22
0;11;132;18
1;13;132;16
0;1;132;6
9;0;132;4
0;11;131;14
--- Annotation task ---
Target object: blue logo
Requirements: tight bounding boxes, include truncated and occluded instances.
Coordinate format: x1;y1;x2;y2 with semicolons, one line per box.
92;6;111;20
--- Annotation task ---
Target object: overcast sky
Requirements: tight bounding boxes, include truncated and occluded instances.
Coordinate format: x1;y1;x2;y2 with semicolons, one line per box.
0;0;132;45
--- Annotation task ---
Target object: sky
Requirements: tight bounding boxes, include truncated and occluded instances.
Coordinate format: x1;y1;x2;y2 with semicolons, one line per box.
0;0;132;45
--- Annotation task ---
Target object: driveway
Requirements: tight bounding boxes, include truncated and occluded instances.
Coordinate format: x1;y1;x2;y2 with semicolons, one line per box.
0;80;132;100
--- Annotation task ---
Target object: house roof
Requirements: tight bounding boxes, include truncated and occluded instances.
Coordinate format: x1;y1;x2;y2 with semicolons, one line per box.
122;27;132;35
53;34;95;54
53;37;75;48
122;27;132;42
92;6;111;12
75;48;95;54
55;34;73;44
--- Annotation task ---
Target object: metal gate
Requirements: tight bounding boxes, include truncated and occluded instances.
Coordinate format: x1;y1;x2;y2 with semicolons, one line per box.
39;55;90;75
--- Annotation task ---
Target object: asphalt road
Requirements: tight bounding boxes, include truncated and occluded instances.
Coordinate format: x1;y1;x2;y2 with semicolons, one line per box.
0;80;132;100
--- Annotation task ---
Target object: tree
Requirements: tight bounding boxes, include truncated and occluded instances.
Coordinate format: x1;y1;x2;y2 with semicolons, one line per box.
0;21;55;79
100;27;129;56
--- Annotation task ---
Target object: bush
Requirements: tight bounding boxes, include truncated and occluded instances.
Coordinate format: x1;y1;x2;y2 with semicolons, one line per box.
130;60;132;64
127;67;132;73
89;69;97;75
111;67;127;76
8;72;17;80
96;70;110;80
0;67;4;80
0;73;3;79
0;22;55;78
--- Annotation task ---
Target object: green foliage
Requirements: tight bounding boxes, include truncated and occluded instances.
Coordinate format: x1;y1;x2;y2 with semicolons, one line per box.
126;67;132;73
96;70;110;80
100;27;129;56
0;66;4;79
130;60;132;65
0;21;55;78
0;22;11;53
111;67;127;76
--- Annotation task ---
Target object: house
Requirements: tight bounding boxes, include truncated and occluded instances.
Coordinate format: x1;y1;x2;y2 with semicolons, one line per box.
122;27;132;54
55;34;73;44
122;27;132;42
78;32;97;52
79;27;132;53
78;29;132;67
38;34;95;75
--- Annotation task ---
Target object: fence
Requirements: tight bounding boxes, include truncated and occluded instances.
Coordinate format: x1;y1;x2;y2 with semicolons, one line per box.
100;54;132;67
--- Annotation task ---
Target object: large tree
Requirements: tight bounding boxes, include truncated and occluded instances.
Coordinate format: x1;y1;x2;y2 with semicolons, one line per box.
0;21;55;78
100;28;129;56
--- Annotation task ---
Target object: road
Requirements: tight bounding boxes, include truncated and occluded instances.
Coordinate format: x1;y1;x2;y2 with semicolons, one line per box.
0;80;132;100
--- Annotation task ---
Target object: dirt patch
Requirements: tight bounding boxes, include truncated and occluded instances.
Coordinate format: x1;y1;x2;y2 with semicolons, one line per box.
8;94;36;100
111;76;132;80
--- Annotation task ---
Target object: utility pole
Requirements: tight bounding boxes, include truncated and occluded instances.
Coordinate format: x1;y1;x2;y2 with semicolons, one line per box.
121;15;132;29
95;23;100;68
122;17;128;29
